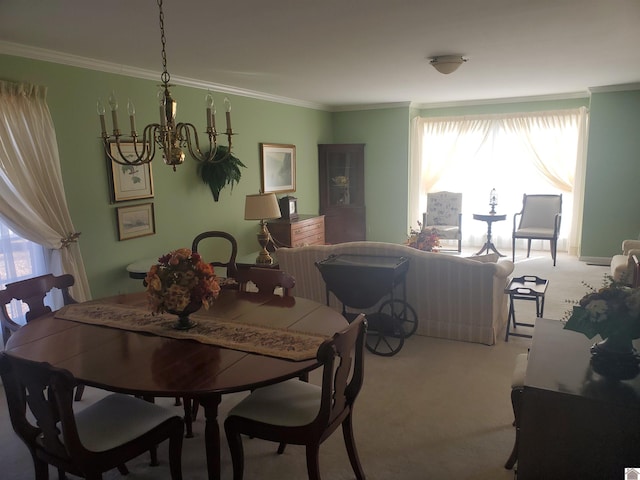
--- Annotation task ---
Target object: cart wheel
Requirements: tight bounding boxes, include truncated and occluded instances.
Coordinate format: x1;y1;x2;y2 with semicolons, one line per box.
365;313;404;356
378;299;418;337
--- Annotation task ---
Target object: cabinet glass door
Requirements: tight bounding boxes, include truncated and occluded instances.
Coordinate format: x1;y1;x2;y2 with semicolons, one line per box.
326;151;363;207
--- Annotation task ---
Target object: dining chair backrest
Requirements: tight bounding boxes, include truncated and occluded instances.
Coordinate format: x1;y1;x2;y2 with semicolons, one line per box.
512;193;562;266
0;352;185;479
191;231;239;281
236;267;295;296
1;273;77;346
318;313;366;425
516;194;562;231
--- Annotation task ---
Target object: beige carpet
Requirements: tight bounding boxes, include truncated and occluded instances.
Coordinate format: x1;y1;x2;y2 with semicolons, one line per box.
0;249;610;480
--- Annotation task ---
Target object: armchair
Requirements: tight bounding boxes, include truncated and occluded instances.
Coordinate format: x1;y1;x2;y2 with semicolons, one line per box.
610;238;640;284
512;194;562;266
422;191;462;252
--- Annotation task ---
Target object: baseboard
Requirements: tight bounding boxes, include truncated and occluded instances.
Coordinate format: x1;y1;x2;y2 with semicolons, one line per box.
579;256;611;266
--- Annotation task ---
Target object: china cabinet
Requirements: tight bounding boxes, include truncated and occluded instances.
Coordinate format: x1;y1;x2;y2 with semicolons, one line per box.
318;143;365;244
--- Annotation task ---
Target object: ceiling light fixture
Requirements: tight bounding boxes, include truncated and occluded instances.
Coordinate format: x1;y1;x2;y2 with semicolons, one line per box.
429;55;468;75
97;0;235;171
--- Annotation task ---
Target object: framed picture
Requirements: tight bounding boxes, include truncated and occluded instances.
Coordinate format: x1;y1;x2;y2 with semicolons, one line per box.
116;203;155;241
107;142;154;202
260;143;296;194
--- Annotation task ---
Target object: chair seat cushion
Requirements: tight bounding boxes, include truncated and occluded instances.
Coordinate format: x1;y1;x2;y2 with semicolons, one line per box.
228;379;320;427
73;394;180;452
513;227;555;239
426;225;459;239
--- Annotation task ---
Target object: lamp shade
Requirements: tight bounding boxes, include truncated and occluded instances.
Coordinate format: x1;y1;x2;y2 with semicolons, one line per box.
244;193;281;220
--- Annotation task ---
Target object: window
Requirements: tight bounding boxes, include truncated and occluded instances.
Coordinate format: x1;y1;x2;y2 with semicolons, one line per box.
411;108;588;254
0;218;48;328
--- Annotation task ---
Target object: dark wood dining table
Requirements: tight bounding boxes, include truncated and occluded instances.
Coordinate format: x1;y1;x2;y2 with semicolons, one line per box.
4;289;348;480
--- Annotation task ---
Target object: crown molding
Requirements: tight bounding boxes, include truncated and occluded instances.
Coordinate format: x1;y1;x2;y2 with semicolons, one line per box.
329;102;412;112
588;83;640;94
0;41;328;111
415;91;590;110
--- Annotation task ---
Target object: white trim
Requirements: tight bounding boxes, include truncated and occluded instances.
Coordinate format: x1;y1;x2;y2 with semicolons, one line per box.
589;83;640;94
0;41;326;111
415;91;590;110
578;256;611;266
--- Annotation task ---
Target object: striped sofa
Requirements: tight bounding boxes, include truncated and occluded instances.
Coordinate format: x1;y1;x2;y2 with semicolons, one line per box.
276;242;515;345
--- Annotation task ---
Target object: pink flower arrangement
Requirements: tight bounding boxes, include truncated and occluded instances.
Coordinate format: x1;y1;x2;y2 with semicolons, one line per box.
406;221;440;252
145;248;220;314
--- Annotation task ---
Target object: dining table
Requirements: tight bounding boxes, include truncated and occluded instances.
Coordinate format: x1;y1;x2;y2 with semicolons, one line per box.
3;289;348;480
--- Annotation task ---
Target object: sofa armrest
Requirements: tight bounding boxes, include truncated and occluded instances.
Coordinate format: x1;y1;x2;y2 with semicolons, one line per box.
495;259;515;278
622;239;640;255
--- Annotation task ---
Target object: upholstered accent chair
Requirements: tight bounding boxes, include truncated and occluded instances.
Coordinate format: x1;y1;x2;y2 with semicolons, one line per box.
610;238;640;285
422;191;463;253
512;194;562;266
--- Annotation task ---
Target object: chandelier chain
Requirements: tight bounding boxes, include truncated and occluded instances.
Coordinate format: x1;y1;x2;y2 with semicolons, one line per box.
158;0;170;85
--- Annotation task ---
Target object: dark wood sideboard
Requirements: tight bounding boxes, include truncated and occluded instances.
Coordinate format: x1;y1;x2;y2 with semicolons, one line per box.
267;214;325;248
518;318;640;479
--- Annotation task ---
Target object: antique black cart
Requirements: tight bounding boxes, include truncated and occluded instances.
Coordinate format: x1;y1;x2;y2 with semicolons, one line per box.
315;253;417;356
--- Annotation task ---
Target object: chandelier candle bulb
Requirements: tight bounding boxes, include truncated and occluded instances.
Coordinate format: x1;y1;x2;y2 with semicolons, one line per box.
127;99;136;135
97;99;107;136
108;92;119;132
205;93;214;130
224;97;232;132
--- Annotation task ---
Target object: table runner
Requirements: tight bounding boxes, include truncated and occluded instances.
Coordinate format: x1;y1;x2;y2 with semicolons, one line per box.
55;303;329;361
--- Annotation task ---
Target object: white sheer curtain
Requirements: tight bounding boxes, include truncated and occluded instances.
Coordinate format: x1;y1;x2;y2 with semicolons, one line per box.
0;80;91;301
409;107;589;255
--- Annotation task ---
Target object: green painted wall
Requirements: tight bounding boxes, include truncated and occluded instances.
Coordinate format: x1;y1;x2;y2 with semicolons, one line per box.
0;54;333;298
2;53;638;298
581;90;640;257
331;107;411;243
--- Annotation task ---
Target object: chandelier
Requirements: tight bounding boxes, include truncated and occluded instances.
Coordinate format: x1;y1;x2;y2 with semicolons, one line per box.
97;0;234;171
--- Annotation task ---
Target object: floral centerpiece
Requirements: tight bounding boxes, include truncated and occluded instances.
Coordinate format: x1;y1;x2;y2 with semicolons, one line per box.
145;248;220;329
406;221;440;252
563;275;640;342
563;275;640;378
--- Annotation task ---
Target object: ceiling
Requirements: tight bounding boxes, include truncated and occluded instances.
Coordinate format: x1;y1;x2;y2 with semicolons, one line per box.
1;0;640;109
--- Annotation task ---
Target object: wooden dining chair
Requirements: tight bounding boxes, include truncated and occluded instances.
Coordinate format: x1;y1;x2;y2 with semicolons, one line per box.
236;267;295;296
0;273;86;401
224;314;367;480
181;267;297;437
0;353;184;480
191;231;239;288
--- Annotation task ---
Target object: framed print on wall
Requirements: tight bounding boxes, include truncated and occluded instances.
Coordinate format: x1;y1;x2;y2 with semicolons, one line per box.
260;143;296;194
116;203;155;241
108;142;154;202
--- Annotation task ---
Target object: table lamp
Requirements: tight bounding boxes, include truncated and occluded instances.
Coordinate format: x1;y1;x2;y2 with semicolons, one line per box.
244;192;281;265
489;188;498;214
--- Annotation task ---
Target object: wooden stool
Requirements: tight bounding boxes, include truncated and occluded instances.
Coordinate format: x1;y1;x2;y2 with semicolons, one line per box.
504;275;548;341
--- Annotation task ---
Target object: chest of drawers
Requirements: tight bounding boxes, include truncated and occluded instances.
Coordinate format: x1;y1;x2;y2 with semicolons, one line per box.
268;215;325;248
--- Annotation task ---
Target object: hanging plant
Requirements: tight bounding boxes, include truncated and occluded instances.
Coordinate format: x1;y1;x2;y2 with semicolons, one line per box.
196;146;246;201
